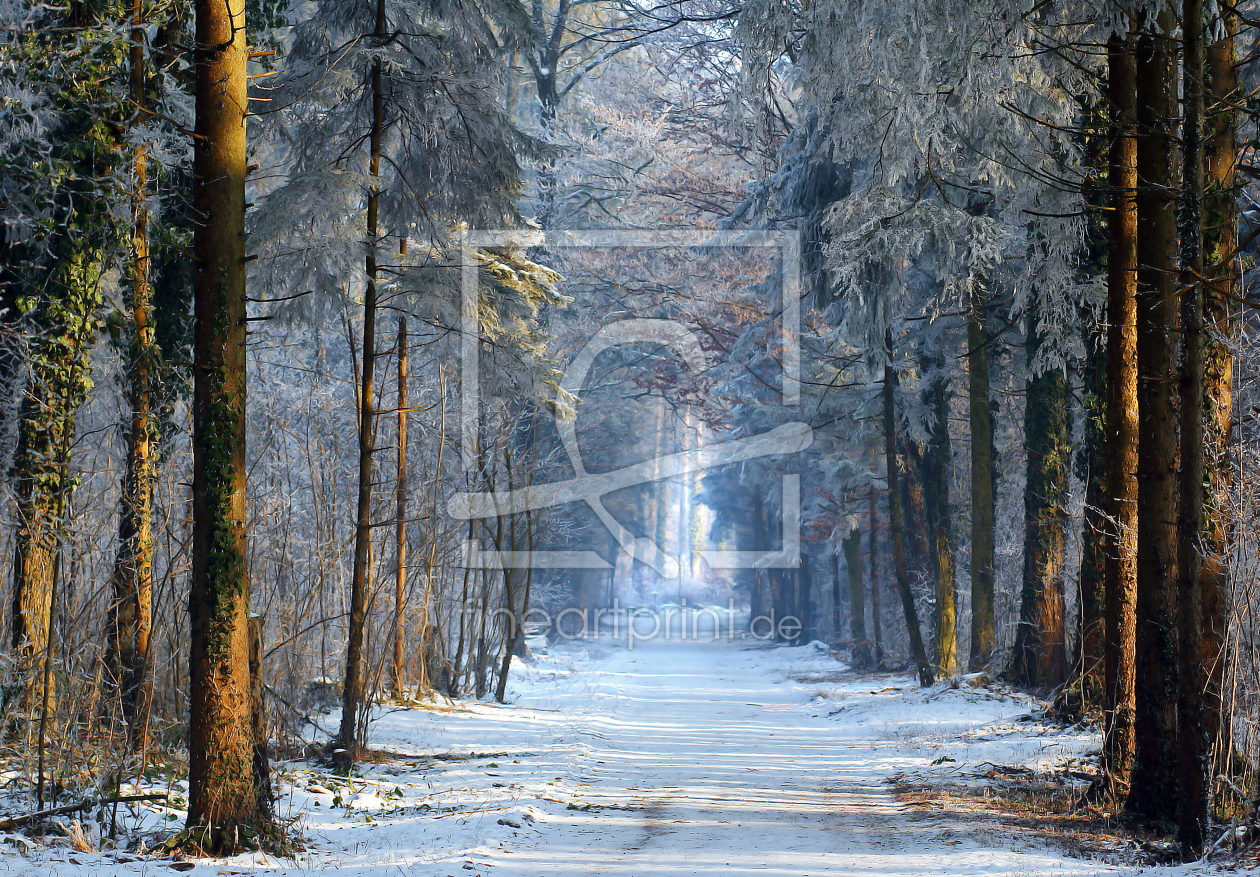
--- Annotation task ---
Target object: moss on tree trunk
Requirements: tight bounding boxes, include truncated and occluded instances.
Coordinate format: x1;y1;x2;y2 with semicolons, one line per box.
187;0;268;840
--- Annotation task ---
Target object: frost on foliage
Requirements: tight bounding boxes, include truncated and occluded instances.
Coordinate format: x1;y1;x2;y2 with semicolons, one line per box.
473;246;571;408
0;0;189;270
737;0;1096;371
249;0;565;403
529;40;756;231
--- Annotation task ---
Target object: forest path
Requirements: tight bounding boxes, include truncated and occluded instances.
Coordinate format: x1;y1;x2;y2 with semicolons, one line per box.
469;639;1107;877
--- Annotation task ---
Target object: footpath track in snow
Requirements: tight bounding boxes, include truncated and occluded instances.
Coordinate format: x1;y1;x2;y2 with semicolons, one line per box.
358;639;1126;877
450;640;1107;877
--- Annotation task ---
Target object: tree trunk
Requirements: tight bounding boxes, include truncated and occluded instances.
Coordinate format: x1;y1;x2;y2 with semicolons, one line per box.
337;0;387;756
883;332;933;686
1102;28;1139;794
843;528;871;669
1177;0;1209;850
900;444;930;579
11;393;61;714
496;521;528;704
869;485;883;667
187;0;265;837
799;560;816;641
1127;11;1180;824
831;549;843;643
1202;5;1236;790
750;493;767;625
920;354;956;676
11;252;101;716
392;317;408;698
967;282;996;672
1077;326;1107;710
449;519;476;696
248;617;273;820
109;0;156;750
1010;316;1070;689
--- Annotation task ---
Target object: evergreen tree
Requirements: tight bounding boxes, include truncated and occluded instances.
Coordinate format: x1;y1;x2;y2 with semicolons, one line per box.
252;0;564;755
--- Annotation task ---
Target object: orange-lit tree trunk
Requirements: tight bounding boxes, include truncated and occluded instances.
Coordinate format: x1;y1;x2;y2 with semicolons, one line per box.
1102;27;1138;794
187;0;267;838
109;0;156;751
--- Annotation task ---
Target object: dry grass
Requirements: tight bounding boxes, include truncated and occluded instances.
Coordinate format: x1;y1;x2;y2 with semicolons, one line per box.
60;818;94;852
889;765;1175;866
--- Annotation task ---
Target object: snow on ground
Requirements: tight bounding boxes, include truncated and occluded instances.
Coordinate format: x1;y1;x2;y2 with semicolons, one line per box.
0;637;1235;876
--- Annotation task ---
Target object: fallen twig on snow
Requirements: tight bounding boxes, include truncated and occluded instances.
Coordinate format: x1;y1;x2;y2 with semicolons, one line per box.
0;794;169;831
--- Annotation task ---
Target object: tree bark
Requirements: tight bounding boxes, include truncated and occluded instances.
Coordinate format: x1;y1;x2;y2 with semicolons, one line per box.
900;445;930;579
967;282;996;672
751;492;768;626
392;317;408;698
337;0;387;756
843;528;871;669
883;332;933;686
868;485;883;667
920;353;956;676
1127;10;1180;824
1202;4;1236;789
187;0;265;836
831;549;843;644
1010;312;1070;689
1102;28;1139;794
496;508;532;703
109;0;156;751
1177;0;1209;851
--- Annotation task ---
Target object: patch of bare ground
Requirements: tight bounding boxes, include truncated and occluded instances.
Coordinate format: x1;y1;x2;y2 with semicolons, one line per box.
789;668;907;685
889;764;1175;867
896;763;1260;869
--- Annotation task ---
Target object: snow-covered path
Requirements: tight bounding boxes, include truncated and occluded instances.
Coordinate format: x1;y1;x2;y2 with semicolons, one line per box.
16;638;1210;876
361;640;1116;877
482;640;969;876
